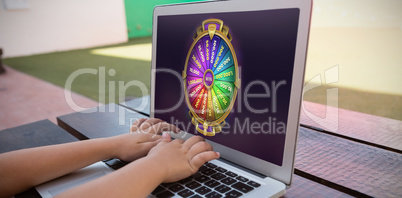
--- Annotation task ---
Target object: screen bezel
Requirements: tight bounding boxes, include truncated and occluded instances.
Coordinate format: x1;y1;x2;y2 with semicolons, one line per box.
151;0;312;186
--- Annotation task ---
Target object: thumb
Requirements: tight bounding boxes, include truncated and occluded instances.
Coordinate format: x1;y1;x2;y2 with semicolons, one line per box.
156;132;172;144
143;133;171;151
162;132;172;142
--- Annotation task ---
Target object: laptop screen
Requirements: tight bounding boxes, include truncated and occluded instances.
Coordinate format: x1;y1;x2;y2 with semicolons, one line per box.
154;8;300;167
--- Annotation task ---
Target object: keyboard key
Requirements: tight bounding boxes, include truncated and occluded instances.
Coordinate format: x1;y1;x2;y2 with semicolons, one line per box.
168;183;184;192
247;180;261;188
205;191;222;198
103;158;120;166
191;172;202;178
104;158;127;170
199;165;208;172
215;167;227;173
152;186;165;195
195;186;212;195
232;182;254;193
195;175;210;183
236;176;249;182
215;184;231;193
161;183;175;188
155;190;175;198
221;177;236;185
178;189;194;197
178;177;193;185
225;171;238;177
202;168;217;175
211;173;226;180
102;158;113;162
225;190;243;198
189;195;202;198
205;180;220;188
185;181;202;189
205;162;217;168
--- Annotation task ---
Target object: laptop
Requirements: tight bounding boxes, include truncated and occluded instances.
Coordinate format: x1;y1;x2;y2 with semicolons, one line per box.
36;0;311;197
150;0;311;197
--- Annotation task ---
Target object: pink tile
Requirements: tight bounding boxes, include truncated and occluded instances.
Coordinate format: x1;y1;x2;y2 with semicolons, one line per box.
0;66;99;130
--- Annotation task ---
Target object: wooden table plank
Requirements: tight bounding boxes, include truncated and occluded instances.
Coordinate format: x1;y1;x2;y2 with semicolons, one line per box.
57;103;148;140
296;127;402;197
300;101;402;152
284;174;353;198
119;96;150;116
0;119;77;154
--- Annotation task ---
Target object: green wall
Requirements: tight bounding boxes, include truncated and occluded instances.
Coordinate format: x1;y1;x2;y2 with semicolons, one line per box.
124;0;207;38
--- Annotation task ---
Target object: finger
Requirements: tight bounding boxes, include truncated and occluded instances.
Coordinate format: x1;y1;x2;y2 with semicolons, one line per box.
162;132;172;142
135;133;162;142
191;151;220;170
153;134;172;147
187;141;213;158
161;123;181;133
183;136;205;150
130;118;148;132
136;141;159;157
147;122;181;135
141;140;159;152
172;138;185;144
139;118;164;132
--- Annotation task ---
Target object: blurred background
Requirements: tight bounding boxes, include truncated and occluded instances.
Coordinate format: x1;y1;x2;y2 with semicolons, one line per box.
0;0;401;130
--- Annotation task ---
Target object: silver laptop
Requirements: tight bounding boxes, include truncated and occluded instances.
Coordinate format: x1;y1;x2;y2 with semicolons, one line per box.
150;0;311;197
36;0;311;197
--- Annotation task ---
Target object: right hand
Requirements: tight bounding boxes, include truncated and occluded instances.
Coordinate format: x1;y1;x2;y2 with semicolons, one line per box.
147;134;220;183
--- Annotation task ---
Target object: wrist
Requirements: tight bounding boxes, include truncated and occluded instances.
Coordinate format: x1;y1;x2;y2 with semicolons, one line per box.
97;135;122;160
130;156;166;185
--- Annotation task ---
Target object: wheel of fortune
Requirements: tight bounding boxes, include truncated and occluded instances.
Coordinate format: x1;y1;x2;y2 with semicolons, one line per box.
182;19;241;136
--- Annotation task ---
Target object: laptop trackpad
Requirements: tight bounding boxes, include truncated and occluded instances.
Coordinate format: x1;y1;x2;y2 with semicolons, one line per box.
35;162;113;198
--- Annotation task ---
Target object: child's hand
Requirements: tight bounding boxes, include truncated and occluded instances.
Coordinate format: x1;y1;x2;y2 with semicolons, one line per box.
130;118;180;134
111;118;181;162
147;133;220;183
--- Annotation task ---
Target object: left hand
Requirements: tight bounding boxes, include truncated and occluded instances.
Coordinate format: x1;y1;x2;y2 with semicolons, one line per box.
130;118;180;134
111;118;181;162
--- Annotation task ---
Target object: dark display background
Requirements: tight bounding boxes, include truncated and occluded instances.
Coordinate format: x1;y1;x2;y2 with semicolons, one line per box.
154;9;299;166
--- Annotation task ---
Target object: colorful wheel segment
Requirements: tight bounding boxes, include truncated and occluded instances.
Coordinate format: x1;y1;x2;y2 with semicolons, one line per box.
183;19;240;136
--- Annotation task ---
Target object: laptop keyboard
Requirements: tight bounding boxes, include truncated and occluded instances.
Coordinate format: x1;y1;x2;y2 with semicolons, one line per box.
152;162;261;198
103;159;261;198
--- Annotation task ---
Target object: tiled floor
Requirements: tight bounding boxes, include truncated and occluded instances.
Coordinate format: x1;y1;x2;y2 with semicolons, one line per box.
0;66;99;131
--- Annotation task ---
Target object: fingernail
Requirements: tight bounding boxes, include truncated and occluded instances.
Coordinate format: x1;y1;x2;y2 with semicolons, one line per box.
162;132;169;138
216;152;221;158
